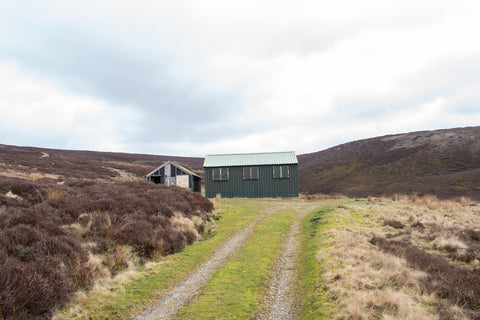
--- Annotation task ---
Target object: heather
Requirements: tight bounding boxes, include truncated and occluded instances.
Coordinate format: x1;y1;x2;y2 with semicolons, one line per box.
298;126;480;200
0;176;213;319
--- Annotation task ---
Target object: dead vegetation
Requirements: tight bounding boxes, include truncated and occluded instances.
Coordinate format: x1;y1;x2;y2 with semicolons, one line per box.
0;168;61;181
299;193;349;200
317;195;480;319
0;175;213;319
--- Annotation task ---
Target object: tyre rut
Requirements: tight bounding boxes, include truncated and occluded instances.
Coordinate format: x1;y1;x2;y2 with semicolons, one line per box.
255;204;318;320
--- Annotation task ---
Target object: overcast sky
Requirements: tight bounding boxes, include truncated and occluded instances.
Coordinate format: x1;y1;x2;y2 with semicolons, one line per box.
1;0;480;156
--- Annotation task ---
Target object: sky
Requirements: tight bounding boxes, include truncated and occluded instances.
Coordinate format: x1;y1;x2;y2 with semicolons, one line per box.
1;0;480;157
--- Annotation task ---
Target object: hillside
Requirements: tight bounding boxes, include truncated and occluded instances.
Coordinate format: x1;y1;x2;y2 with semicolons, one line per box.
0;145;210;319
298;126;480;200
2;126;480;201
0;144;204;181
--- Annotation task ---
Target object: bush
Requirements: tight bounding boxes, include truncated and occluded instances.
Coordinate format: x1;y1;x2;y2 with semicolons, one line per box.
383;219;405;229
0;178;214;318
370;236;480;314
10;183;47;205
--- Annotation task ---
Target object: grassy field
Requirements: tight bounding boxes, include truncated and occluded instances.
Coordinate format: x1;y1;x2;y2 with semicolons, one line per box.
305;196;480;319
54;196;480;320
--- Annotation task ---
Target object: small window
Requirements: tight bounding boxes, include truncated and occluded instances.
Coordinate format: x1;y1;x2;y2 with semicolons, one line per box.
242;167;259;180
273;165;290;179
212;168;229;181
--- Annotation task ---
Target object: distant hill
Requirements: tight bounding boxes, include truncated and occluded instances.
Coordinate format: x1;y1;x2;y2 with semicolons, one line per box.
298;126;480;200
0;144;204;181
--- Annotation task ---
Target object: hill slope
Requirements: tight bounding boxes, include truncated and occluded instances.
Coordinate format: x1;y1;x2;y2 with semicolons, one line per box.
298;126;480;200
2;126;480;200
0;144;204;181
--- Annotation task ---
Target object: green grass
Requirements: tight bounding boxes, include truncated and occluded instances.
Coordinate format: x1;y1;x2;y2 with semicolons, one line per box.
54;199;267;320
178;206;298;319
297;199;354;320
298;204;336;319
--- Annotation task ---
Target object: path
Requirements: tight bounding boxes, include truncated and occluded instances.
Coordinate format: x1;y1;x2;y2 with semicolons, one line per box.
133;202;286;320
255;204;316;320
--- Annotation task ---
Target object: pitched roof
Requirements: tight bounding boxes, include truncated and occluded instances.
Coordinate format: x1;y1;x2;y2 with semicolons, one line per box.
203;151;297;167
146;161;201;178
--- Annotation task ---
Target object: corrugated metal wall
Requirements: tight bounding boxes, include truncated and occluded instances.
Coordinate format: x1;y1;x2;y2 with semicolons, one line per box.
204;165;299;198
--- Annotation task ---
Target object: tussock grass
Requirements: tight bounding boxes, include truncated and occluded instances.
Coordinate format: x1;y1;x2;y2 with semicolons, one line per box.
300;196;480;319
316;195;480;319
433;235;467;252
0;168;61;181
299;193;349;200
307;204;431;320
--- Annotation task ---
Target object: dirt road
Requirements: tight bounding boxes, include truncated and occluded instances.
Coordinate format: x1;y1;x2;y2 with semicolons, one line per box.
134;201;319;320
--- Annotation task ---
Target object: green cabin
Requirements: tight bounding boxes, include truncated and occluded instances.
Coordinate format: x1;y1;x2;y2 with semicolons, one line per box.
203;151;299;198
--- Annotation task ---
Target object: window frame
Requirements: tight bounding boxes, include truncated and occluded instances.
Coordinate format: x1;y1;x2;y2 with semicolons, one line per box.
242;166;259;180
212;167;230;181
272;165;290;179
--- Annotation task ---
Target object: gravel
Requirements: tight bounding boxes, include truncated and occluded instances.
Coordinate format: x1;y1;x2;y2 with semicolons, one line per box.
255;204;317;320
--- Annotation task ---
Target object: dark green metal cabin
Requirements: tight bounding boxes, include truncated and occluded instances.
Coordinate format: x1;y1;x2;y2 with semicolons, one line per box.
203;151;299;198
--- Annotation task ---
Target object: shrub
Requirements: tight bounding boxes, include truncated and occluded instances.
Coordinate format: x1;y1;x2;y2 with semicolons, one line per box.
370;236;480;313
10;183;47;204
0;179;214;318
0;257;75;319
383;219;405;229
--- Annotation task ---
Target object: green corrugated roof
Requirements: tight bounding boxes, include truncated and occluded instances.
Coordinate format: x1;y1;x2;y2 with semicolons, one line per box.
203;151;298;167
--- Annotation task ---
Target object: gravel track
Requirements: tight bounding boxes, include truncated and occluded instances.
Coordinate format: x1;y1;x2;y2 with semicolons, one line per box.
255;204;317;320
133;202;285;320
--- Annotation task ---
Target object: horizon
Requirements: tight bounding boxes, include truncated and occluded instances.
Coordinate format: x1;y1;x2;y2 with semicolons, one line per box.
2;124;476;158
1;1;480;157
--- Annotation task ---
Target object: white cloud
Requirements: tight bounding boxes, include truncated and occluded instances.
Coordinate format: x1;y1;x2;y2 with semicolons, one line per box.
0;62;138;151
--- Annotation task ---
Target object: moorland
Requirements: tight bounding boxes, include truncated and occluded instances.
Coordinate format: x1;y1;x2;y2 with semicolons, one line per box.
1;126;479;319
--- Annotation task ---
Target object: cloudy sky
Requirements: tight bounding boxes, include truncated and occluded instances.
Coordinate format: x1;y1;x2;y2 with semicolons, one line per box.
1;0;480;156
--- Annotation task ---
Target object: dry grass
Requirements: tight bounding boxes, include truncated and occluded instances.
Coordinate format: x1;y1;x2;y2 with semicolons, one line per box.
0;168;61;181
48;189;68;200
318;226;431;320
433;236;467;252
299;193;349;200
316;195;480;319
171;212;201;245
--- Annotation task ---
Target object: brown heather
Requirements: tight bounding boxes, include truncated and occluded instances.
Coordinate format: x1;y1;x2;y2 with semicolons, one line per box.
0;175;213;319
